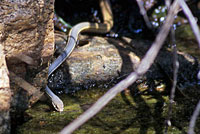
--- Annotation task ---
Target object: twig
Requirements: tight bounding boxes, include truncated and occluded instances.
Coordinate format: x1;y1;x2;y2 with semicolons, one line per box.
59;1;180;133
164;1;179;133
136;0;153;29
178;0;200;48
165;27;179;134
188;100;200;134
179;1;200;132
15;53;38;66
9;71;44;105
165;0;171;10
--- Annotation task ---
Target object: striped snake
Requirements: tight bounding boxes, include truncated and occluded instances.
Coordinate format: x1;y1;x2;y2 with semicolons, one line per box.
45;0;113;111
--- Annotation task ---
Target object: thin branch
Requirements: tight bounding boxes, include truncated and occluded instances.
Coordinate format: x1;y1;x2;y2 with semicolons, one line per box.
136;0;153;29
164;0;180;132
169;27;179;115
179;0;200;48
188;100;200;134
165;29;179;134
165;0;171;10
59;1;180;133
15;53;38;66
9;71;44;105
179;1;200;132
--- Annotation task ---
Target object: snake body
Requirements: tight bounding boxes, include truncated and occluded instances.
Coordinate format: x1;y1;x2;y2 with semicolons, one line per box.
45;0;113;111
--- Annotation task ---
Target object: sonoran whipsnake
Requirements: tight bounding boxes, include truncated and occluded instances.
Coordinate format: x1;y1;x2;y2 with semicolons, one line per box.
45;0;114;111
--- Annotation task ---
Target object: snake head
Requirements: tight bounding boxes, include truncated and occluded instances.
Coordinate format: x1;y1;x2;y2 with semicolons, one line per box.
51;96;64;112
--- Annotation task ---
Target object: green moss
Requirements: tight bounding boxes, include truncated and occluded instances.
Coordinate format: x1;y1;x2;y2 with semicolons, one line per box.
176;24;200;60
176;25;196;40
16;86;200;134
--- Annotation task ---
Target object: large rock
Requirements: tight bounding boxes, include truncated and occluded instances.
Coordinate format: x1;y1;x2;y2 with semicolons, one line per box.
49;35;199;93
0;0;54;131
0;0;54;65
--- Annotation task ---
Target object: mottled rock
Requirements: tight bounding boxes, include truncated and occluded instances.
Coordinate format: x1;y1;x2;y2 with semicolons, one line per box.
0;0;55;132
0;44;11;134
0;112;10;134
0;0;54;102
0;0;54;65
67;37;140;83
49;35;199;93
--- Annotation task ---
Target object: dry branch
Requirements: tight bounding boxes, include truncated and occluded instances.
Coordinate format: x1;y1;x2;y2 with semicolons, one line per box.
59;0;180;133
165;40;179;133
136;0;153;29
179;0;200;48
9;71;44;105
164;0;179;132
188;100;200;134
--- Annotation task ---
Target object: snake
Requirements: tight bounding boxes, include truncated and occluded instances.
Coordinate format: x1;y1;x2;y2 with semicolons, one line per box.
45;0;114;112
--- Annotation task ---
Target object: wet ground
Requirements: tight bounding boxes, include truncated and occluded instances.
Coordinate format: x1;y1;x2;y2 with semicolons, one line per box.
16;85;200;134
14;0;200;133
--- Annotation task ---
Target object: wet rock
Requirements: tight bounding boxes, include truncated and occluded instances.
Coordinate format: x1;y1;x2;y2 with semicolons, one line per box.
130;38;199;89
50;35;199;93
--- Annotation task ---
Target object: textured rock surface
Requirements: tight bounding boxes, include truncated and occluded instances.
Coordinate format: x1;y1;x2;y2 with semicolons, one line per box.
0;112;10;134
0;0;55;132
0;44;11;134
0;0;54;65
67;37;140;83
0;0;54;102
49;35;199;93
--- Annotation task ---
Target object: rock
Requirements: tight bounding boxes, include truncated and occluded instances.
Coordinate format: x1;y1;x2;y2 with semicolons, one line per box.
49;35;199;93
0;0;55;129
0;44;11;134
0;0;54;65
